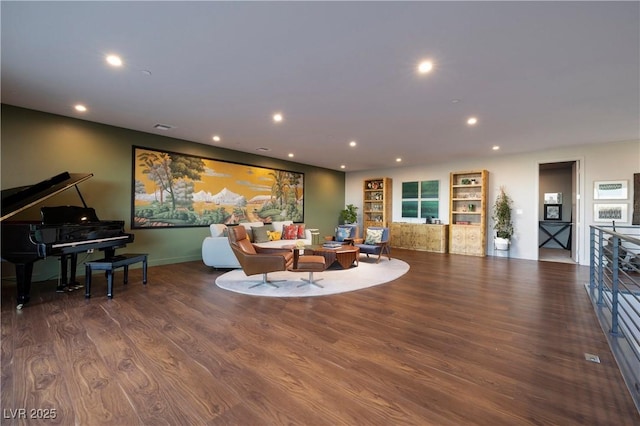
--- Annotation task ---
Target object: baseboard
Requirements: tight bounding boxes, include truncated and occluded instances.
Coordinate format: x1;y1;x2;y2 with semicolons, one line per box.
1;254;203;283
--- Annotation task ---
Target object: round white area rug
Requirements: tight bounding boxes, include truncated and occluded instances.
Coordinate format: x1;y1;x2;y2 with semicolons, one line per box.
215;258;410;297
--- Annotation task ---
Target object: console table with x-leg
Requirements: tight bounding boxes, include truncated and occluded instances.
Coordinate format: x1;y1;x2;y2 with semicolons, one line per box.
539;221;572;250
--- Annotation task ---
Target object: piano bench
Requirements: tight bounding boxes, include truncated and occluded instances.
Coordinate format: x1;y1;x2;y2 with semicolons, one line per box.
84;253;148;299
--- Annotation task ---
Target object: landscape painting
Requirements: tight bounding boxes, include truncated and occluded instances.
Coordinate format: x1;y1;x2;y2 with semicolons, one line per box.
132;146;304;228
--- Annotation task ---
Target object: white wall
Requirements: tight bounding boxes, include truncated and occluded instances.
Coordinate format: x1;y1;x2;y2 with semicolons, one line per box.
345;140;639;265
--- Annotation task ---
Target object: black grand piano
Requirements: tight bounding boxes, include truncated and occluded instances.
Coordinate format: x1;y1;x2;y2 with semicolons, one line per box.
1;172;134;309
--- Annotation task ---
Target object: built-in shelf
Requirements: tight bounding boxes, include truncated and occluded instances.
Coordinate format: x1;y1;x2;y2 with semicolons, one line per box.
449;170;488;256
363;178;392;230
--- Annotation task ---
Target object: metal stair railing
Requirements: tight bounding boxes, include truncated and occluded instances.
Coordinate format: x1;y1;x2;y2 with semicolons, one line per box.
588;224;640;413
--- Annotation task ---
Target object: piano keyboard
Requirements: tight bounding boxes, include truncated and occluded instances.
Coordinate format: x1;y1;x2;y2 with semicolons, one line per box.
51;234;131;249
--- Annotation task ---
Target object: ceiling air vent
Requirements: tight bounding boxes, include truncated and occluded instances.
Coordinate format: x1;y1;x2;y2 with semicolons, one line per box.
153;123;175;131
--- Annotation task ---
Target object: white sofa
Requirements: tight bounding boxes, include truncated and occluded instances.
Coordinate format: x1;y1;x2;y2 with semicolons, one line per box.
202;221;314;268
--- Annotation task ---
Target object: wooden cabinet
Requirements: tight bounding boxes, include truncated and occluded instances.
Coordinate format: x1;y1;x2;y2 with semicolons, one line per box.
363;178;392;229
449;170;488;256
390;223;448;253
449;225;484;256
424;225;449;253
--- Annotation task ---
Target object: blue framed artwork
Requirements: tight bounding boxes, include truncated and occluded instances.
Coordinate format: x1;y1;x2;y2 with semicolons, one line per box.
421;200;439;218
402;181;419;198
421;180;439;199
402;200;419;218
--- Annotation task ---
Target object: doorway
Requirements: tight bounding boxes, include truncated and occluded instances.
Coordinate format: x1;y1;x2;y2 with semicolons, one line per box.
539;161;579;263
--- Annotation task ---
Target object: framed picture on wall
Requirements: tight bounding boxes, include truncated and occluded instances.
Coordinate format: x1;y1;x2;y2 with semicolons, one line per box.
593;180;628;200
544;204;562;220
593;203;627;222
401;200;418;218
544;192;562;204
401;179;439;219
131;146;305;228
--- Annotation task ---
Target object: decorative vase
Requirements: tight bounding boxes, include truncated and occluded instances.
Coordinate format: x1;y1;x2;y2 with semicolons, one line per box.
494;237;510;251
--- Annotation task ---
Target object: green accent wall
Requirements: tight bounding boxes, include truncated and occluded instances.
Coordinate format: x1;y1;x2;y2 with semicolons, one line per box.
1;105;345;282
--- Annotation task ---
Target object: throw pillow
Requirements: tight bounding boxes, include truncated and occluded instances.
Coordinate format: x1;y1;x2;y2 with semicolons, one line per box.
251;226;271;244
365;228;383;244
268;231;282;241
296;224;306;239
336;226;352;242
282;224;299;240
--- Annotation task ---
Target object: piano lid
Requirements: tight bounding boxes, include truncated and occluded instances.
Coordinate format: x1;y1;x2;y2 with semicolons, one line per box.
1;172;93;221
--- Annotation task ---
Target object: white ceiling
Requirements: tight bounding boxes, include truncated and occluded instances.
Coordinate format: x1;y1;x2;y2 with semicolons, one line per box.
2;1;639;172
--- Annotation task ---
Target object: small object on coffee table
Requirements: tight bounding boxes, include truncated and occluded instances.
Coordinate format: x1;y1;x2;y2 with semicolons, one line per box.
323;242;342;249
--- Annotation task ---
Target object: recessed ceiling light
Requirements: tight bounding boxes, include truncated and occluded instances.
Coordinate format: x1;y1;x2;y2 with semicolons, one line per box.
106;54;123;67
492;145;500;151
288;153;294;158
74;104;87;112
340;165;346;169
349;140;357;147
451;99;461;104
212;135;221;142
417;60;433;74
467;117;478;125
273;113;283;123
396;158;402;162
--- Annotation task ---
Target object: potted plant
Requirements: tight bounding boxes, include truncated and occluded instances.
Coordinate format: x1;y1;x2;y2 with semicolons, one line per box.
340;204;358;224
492;186;514;250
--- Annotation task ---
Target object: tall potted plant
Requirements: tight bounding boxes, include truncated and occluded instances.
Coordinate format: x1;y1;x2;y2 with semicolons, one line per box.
340;204;358;224
492;186;514;250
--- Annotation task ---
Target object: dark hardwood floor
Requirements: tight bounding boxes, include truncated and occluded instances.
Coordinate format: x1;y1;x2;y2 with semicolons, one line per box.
2;249;638;425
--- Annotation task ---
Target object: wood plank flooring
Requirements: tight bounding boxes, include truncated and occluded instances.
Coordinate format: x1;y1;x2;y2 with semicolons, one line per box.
2;249;639;425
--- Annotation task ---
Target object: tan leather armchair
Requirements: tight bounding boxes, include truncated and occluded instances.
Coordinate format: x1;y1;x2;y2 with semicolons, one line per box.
227;225;294;288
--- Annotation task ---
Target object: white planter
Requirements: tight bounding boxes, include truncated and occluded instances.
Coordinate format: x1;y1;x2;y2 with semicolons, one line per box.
494;237;510;251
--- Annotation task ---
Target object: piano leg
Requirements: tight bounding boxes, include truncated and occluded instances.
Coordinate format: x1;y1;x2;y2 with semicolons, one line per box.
14;263;33;310
56;254;69;292
56;253;82;292
69;253;82;289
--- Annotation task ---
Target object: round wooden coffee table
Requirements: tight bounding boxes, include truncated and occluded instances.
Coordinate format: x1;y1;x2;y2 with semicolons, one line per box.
301;244;360;269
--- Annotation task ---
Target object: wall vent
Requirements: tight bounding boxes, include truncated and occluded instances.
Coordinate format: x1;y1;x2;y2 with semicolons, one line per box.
153;123;175;131
584;353;601;363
